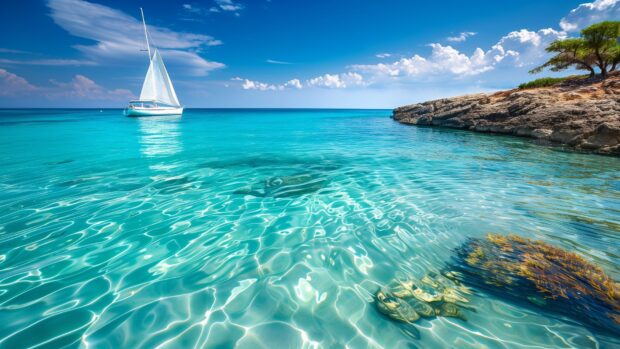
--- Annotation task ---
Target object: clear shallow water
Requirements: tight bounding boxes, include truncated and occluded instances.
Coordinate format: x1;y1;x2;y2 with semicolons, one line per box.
0;109;619;348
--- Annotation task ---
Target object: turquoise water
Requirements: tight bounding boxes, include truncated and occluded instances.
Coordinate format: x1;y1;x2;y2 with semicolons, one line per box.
0;109;619;348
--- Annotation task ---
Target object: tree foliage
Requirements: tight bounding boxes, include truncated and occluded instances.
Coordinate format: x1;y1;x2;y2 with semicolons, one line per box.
531;21;619;77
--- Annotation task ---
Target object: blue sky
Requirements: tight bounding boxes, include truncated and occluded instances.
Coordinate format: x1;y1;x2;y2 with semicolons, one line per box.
0;0;618;108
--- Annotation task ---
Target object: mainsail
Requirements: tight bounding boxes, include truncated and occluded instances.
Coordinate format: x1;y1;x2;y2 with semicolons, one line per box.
139;49;180;107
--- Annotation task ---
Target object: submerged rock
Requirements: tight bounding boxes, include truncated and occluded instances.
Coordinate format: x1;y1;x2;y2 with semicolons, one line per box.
375;290;420;323
234;172;328;198
392;73;620;155
451;233;620;335
435;303;467;320
408;298;435;318
374;273;473;327
442;288;469;304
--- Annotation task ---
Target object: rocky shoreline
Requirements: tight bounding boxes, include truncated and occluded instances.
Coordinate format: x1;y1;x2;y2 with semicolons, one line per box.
392;73;620;156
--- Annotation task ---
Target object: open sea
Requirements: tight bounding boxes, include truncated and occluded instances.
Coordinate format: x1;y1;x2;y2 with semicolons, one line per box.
0;108;619;348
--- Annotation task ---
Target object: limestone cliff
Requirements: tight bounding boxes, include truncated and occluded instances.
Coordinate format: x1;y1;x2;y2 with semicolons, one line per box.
393;73;620;155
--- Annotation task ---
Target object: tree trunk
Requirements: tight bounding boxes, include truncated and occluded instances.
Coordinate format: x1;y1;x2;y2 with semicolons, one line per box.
601;65;608;77
585;66;596;77
576;61;596;77
595;47;607;77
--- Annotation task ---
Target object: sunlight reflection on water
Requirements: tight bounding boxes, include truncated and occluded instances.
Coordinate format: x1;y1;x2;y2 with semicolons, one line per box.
0;109;618;348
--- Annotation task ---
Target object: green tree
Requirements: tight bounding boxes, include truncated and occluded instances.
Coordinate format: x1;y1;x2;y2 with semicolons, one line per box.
531;21;619;77
580;21;620;76
529;38;596;76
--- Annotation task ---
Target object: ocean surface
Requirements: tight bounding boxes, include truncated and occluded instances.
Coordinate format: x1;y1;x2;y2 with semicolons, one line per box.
0;108;619;349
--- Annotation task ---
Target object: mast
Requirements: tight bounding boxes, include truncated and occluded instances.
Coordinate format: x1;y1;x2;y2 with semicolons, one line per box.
140;7;151;59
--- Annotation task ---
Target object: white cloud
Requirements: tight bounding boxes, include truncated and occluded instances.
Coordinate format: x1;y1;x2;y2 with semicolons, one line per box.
0;69;38;96
350;26;567;82
266;59;292;65
209;0;244;13
233;73;365;91
47;0;224;76
376;53;392;58
446;32;477;42
285;79;303;89
0;58;97;66
0;69;131;101
156;50;224;76
48;75;134;100
183;1;243;16
560;0;620;31
232;77;303;91
0;48;30;54
352;44;493;80
183;4;197;12
489;28;565;67
241;79;278;91
307;72;365;88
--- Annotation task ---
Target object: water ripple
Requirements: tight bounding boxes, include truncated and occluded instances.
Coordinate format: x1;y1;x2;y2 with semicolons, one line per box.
0;109;619;348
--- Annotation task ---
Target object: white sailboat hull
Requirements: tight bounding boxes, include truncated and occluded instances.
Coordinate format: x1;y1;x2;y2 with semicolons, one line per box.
125;106;183;116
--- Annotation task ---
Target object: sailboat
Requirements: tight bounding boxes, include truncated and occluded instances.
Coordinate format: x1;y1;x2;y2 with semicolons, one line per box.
126;8;183;117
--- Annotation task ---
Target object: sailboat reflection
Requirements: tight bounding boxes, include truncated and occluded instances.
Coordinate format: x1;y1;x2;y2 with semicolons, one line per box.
136;115;182;158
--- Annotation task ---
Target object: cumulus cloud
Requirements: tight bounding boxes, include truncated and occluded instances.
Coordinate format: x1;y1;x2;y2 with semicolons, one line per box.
350;27;566;82
0;69;38;96
352;44;492;80
47;0;224;76
307;72;365;88
376;53;392;58
232;73;365;91
489;28;566;67
560;0;620;31
232;77;303;91
240;78;278;91
446;32;477;42
285;79;303;89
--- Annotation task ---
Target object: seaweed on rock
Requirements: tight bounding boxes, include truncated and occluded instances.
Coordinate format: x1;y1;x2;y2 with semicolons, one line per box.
451;233;620;334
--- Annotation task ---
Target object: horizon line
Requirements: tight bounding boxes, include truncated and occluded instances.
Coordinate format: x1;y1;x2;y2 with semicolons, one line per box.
0;107;394;110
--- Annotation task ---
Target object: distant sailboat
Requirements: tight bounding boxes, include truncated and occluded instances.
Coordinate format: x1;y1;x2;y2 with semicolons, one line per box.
126;8;183;116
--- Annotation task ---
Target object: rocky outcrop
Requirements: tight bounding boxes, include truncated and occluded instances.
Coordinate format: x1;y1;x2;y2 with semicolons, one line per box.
393;73;620;155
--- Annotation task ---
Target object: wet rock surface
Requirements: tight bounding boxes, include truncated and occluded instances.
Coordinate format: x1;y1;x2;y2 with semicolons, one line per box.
393;73;620;155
